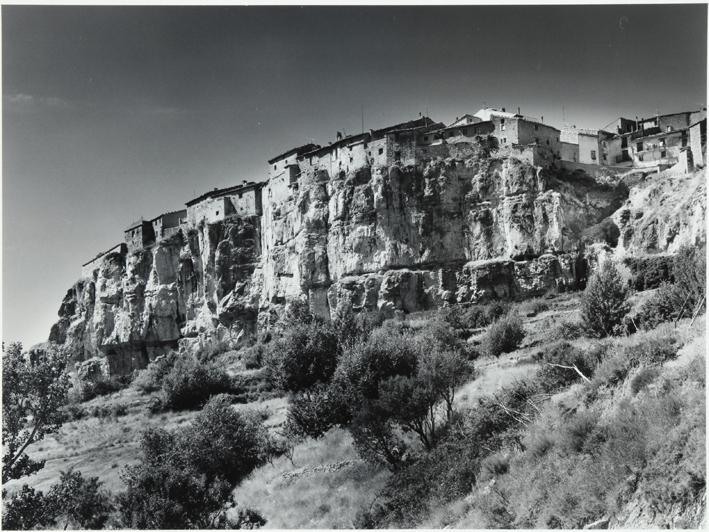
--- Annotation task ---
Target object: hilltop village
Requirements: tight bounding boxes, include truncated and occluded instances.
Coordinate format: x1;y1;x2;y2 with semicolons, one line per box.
81;106;707;275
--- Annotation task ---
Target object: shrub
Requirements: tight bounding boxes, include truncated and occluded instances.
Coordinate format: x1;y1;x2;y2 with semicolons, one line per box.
241;343;266;370
2;472;113;530
80;376;128;402
480;313;525;358
556;410;599;454
264;320;338;393
630;367;660;395
624;255;675;291
160;356;234;411
1;486;55;530
551;320;585;341
285;384;348;439
581;260;630;337
46;470;114;529
132;352;177;393
673;245;706;312
118;394;271;528
536;342;596;393
637;282;683;329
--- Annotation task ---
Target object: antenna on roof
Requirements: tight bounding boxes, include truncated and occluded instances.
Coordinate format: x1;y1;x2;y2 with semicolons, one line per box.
361;104;364;135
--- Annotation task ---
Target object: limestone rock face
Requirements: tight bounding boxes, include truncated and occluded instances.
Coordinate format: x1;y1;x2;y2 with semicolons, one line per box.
51;139;634;375
613;168;706;255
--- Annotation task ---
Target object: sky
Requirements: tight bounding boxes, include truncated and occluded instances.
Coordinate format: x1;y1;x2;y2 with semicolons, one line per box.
2;4;707;347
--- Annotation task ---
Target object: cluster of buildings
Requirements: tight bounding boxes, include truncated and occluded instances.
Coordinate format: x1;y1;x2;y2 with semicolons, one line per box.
80;105;707;276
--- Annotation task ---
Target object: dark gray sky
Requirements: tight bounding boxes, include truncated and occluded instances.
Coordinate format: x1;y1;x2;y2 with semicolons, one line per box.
3;4;707;346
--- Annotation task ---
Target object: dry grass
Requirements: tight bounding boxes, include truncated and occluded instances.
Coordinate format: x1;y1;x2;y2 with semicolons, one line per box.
230;428;391;528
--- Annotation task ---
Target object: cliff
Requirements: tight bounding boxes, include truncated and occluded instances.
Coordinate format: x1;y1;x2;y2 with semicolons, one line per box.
50;138;631;374
613;167;706;255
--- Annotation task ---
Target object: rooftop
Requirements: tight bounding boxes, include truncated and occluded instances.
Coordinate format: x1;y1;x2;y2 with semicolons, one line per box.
186;180;265;207
268;143;321;165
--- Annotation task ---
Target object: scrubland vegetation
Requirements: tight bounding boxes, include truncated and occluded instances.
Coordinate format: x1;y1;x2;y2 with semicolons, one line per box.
2;246;705;529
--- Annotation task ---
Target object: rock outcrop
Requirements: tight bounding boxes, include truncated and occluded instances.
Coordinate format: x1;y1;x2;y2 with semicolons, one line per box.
613;168;706;255
51;138;631;374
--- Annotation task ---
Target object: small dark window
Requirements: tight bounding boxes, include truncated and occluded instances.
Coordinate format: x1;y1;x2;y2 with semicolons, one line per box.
546;139;550;145
500;118;505;124
215;211;220;216
394;151;401;161
273;164;277;170
424;136;429;141
378;148;384;155
661;150;667;158
349;157;353;163
637;142;643;152
534;125;538;131
591;150;597;160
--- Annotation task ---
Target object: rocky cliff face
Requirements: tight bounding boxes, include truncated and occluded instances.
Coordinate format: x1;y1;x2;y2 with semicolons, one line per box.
613;168;706;255
51;138;630;375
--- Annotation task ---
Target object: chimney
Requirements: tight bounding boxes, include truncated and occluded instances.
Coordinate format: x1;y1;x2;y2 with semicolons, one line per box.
502;107;506;112
541;116;544;122
517;107;521;114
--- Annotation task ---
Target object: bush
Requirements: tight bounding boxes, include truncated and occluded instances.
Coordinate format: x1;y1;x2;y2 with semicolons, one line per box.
80;376;128;402
264;320;338;393
285;384;348;439
132;352;177;393
624;255;675;291
638;283;683;329
673;245;706;311
2;472;113;530
46;470;114;529
442;301;510;332
480;313;525;358
551;319;586;341
160;356;235;411
630;367;660;395
536;342;596;393
2;486;55;530
581;260;630;337
118;394;271;528
241;343;266;370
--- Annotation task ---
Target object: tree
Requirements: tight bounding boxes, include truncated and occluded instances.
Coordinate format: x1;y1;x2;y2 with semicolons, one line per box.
46;470;113;529
418;348;474;423
2;343;70;483
2;471;113;530
581;260;630;337
265;321;339;393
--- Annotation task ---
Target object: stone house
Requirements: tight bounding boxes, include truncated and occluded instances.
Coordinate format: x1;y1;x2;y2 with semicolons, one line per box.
689;117;707;167
266;143;320;205
151;209;186;241
81;243;127;278
124;220;155;253
448;114;482;128
186;181;264;226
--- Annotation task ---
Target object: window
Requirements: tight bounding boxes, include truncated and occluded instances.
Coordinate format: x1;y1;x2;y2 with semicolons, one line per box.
534;125;538;131
661;150;667;158
667;126;673;132
501;124;506;131
273;164;277;170
378;148;384;155
591;150;597;160
394;151;401;161
546;139;550;145
215;211;219;216
500;118;505;124
424;136;429;142
636;142;643;152
349;157;353;163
